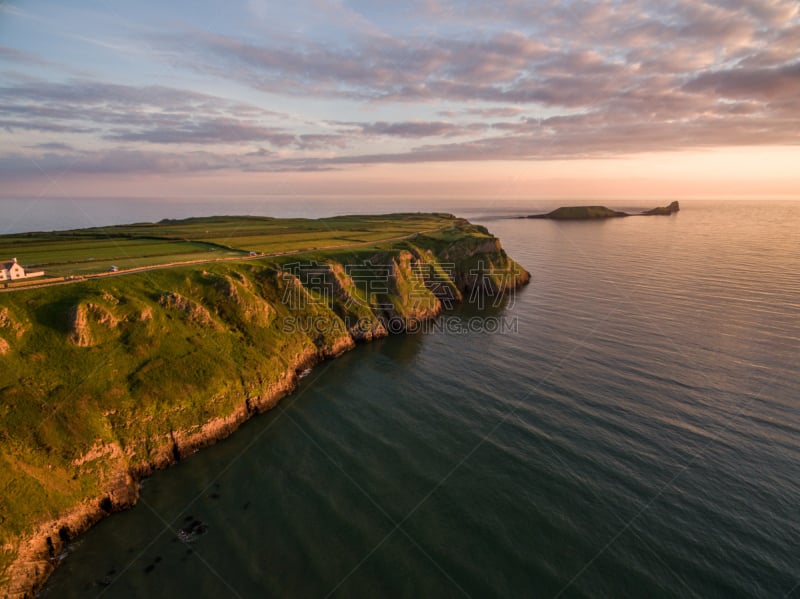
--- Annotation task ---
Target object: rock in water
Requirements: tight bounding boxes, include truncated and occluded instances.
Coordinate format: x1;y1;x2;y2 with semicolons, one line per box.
641;201;680;215
528;206;628;219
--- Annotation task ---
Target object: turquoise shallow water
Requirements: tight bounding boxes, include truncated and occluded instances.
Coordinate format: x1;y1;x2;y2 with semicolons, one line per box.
40;200;800;598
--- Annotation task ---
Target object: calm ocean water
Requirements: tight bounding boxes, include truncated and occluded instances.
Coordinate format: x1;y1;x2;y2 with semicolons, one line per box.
38;200;800;598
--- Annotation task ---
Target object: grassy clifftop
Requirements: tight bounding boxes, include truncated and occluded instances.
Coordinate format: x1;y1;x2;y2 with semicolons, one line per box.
0;215;529;596
1;213;458;278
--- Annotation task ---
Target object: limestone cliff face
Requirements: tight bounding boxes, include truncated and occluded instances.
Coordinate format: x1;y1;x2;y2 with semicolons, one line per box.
67;302;121;347
0;306;28;355
0;221;529;597
158;291;220;330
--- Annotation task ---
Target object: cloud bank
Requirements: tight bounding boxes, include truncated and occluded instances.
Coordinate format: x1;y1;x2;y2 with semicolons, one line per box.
1;0;798;178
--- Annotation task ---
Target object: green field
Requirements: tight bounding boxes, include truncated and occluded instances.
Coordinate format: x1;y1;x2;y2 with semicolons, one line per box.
0;214;456;280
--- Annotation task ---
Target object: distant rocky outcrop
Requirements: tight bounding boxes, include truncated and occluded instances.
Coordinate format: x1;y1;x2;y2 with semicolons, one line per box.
526;206;628;220
524;201;680;220
641;201;680;215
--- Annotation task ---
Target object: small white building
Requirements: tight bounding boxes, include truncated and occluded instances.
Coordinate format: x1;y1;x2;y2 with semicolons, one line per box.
0;257;44;281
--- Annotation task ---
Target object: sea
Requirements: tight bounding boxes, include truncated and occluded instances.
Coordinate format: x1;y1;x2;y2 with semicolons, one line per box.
13;198;798;598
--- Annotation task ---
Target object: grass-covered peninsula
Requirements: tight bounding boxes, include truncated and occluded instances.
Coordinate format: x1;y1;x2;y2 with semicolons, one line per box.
0;214;529;596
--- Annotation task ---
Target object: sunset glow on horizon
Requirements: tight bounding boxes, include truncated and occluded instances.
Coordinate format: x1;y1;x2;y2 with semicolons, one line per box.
1;0;798;200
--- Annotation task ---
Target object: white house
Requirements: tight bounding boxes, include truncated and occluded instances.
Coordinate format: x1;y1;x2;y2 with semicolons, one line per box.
0;257;44;281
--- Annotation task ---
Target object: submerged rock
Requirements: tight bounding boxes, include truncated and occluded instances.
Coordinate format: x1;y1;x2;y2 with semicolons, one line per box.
177;519;209;543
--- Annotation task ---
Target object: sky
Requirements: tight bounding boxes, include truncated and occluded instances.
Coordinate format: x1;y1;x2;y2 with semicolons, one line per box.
0;0;798;200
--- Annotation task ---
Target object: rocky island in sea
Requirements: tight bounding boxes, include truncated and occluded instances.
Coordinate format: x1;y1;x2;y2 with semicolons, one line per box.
524;201;680;220
0;214;529;597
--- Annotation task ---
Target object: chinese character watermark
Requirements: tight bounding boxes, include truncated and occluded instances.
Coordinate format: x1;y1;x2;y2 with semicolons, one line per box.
278;259;522;336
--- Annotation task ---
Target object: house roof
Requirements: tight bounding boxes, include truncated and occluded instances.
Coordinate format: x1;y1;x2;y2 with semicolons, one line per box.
2;258;21;270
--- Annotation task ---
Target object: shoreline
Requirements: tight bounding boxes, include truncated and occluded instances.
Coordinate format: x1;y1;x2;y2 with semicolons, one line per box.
6;335;358;598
